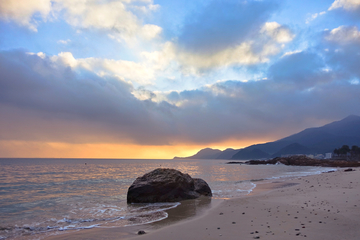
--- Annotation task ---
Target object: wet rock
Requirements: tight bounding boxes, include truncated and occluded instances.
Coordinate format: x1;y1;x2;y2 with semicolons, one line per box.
194;178;212;196
127;168;212;203
137;230;146;235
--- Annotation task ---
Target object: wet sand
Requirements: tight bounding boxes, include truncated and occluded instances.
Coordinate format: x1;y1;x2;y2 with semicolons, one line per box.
46;196;223;240
48;168;360;240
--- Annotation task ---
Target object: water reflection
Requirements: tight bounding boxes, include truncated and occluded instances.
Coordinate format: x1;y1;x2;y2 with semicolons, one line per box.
149;196;214;229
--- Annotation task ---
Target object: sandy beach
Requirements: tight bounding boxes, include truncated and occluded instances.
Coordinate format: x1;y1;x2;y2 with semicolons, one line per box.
48;168;360;240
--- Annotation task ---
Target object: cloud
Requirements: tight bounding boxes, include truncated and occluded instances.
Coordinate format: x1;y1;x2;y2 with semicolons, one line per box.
177;0;279;54
268;51;327;86
176;41;266;71
329;0;360;11
141;24;162;40
306;11;326;24
328;0;360;20
323;26;360;79
162;78;360;144
1;47;360;149
0;49;177;145
170;21;294;72
57;0;161;43
49;46;176;87
162;1;295;72
325;25;360;44
0;0;52;31
282;50;302;57
261;22;294;43
0;0;161;43
57;39;71;45
161;52;359;143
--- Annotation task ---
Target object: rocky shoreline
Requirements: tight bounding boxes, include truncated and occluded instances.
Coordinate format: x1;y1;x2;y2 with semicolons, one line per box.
228;155;360;168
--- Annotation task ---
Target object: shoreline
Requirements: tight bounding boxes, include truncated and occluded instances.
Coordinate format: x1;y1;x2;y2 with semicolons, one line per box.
129;168;360;240
46;195;225;240
46;168;348;240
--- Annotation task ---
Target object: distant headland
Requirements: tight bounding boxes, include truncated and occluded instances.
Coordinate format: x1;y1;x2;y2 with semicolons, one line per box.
174;115;360;161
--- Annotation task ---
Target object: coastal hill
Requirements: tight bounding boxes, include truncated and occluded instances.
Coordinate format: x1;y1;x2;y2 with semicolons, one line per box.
174;148;222;160
174;115;360;160
174;148;239;160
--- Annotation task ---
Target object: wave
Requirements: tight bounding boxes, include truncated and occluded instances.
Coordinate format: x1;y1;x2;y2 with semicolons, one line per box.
0;202;181;239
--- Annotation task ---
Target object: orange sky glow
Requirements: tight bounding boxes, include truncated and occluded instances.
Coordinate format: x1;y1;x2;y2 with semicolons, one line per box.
0;138;274;159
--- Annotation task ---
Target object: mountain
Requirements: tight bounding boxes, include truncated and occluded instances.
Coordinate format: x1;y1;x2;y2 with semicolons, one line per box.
232;148;270;160
174;115;360;160
270;143;313;158
216;148;240;159
174;148;222;159
232;115;360;160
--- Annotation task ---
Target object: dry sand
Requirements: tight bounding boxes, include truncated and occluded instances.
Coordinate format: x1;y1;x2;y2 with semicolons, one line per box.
48;168;360;240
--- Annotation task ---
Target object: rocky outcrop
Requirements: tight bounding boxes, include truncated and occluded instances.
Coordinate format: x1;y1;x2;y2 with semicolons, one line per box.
245;155;360;167
127;168;212;203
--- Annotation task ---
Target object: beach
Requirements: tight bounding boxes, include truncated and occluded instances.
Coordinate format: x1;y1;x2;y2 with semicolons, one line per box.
47;167;360;240
133;168;360;240
3;158;335;240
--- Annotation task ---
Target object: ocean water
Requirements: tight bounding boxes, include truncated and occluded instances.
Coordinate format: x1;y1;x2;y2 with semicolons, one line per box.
0;158;336;239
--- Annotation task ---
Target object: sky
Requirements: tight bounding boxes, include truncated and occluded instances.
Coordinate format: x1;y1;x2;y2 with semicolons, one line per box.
1;0;360;158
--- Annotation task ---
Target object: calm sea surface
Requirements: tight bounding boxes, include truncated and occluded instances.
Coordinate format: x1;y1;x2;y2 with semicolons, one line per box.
0;158;336;239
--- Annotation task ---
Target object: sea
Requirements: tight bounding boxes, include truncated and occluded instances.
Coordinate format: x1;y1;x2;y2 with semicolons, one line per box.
0;158;337;239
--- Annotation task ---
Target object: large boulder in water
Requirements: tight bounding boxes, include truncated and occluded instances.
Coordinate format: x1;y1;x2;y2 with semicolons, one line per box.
127;168;212;203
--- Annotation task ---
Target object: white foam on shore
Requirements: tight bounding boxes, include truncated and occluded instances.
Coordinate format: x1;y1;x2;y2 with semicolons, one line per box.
275;167;338;179
212;181;257;198
0;202;183;240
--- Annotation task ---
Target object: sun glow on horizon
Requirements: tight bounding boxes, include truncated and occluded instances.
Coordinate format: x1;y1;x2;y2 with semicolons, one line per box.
0;138;274;159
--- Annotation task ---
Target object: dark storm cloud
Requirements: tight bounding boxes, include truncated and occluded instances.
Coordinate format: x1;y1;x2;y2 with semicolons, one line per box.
162;48;360;143
177;0;279;54
0;49;177;144
1;37;360;146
